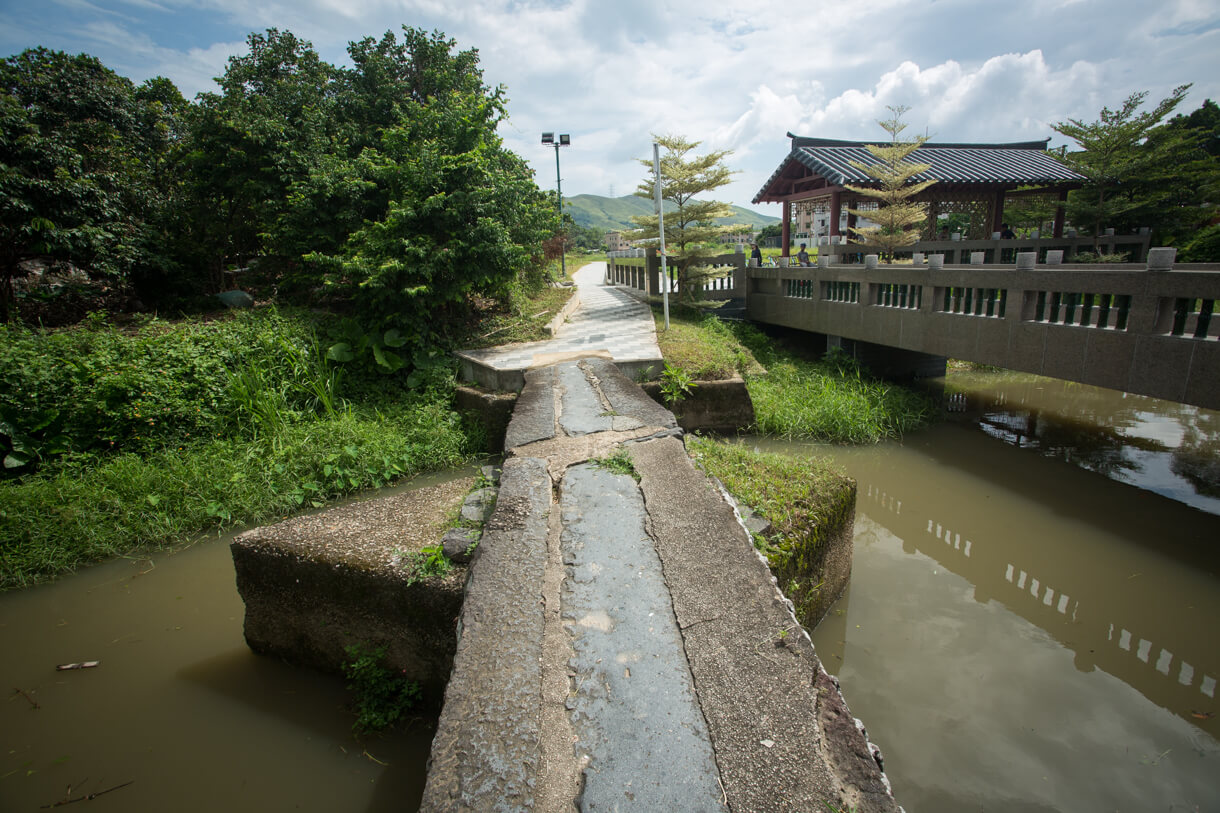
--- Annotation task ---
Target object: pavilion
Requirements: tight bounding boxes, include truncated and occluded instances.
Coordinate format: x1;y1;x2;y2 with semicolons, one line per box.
753;134;1087;255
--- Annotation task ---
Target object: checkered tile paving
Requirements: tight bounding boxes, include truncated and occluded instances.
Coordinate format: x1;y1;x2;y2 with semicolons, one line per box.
458;263;661;370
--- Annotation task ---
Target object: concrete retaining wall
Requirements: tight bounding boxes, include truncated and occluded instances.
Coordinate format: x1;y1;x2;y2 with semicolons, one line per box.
640;376;756;433
230;479;472;697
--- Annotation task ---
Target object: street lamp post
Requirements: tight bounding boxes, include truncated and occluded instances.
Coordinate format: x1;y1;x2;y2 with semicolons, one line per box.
542;132;570;279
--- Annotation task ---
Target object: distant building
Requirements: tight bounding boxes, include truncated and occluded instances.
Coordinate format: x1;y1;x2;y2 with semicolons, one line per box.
604;231;629;252
720;231;756;246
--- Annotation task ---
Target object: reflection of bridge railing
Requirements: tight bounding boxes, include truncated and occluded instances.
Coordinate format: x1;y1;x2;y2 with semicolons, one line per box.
746;254;1220;410
858;482;1219;729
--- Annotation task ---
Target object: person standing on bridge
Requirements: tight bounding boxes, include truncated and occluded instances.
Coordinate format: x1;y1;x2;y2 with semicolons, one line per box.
797;243;810;266
750;242;763;266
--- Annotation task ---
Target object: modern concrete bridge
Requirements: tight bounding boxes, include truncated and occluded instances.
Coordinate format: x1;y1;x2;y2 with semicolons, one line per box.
422;355;900;811
606;249;1220;411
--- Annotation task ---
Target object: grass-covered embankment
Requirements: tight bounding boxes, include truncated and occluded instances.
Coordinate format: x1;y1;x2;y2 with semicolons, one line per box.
0;309;473;590
653;305;935;443
687;436;856;627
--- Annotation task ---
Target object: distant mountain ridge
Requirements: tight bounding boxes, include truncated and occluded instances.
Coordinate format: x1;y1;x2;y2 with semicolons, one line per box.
564;194;779;233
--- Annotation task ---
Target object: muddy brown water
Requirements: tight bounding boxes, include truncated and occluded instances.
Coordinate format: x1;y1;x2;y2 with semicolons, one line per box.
0;468;475;813
758;371;1219;812
5;373;1219;812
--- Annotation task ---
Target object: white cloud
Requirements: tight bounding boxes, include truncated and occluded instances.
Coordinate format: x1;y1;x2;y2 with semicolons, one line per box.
5;0;1217;210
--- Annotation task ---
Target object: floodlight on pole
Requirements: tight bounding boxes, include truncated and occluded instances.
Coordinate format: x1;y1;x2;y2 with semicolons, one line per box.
542;132;570;279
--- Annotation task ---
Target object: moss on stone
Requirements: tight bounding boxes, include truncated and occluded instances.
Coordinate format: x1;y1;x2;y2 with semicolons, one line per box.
686;436;856;628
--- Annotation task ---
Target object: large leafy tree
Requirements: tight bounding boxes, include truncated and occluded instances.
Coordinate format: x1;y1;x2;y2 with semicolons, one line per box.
0;48;178;319
1051;85;1201;245
301;30;553;372
181;29;339;288
845;106;935;262
632;134;737;299
275;27;496;271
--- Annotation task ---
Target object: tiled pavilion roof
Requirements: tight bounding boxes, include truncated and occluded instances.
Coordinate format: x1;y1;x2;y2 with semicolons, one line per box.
753;135;1086;203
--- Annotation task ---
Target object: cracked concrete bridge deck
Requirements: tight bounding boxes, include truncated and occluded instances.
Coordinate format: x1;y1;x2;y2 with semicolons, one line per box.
420;356;902;812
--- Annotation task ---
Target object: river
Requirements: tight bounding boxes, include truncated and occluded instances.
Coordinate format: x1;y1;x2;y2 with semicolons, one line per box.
755;370;1219;812
4;373;1218;812
0;470;473;812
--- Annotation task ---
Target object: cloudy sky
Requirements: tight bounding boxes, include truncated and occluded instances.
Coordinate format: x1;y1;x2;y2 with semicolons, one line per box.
3;0;1218;214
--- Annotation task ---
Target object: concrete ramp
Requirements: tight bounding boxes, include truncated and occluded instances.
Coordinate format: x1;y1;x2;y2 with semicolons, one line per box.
421;356;901;812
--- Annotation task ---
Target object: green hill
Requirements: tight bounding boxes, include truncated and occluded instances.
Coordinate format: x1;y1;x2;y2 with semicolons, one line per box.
564;194;779;233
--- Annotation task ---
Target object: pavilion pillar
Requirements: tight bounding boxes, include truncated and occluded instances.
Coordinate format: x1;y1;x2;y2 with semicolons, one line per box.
926;199;939;239
782;200;791;257
1053;189;1068;238
845;193;857;247
830;190;842;241
992;190;1006;234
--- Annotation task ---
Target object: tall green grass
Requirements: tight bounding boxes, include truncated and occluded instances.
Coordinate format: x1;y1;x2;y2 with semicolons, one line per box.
746;356;933;443
0;402;469;590
0;309;476;589
718;319;933;443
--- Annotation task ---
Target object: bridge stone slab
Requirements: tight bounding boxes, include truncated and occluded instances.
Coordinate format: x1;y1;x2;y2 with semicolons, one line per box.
423;356;902;812
503;366;557;449
420;455;552;811
560;463;726;812
630;436;900;813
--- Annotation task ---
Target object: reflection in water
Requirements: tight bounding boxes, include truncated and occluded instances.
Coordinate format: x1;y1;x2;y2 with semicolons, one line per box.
753;373;1220;812
942;371;1220;514
0;470;468;813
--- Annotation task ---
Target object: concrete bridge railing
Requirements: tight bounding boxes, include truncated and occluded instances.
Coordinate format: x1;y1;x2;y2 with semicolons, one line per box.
804;231;1152;265
745;253;1220;410
606;249;746;301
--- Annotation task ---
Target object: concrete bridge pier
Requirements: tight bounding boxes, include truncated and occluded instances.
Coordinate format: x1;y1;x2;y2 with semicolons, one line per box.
421;356;902;812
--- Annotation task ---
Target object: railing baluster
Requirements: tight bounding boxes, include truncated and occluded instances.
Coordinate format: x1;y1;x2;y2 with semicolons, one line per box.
1116;295;1132;331
1196;298;1214;339
1171;297;1190;336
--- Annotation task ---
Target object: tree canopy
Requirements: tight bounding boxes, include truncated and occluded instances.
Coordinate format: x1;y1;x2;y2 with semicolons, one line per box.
844;106;935;262
631;134;738;299
1051;85;1219;246
0;48;181;319
1;28;558;367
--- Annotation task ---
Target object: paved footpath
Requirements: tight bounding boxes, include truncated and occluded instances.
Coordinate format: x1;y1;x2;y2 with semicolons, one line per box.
455;263;663;389
421;352;903;811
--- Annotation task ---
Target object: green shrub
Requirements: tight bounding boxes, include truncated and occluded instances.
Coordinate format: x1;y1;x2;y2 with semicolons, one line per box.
342;643;421;735
0;308;343;473
0;401;471;589
1178;223;1220;262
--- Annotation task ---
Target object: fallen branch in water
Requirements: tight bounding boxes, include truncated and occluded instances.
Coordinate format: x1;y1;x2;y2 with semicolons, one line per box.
55;662;100;672
13;687;40;709
41;780;133;808
362;750;388;766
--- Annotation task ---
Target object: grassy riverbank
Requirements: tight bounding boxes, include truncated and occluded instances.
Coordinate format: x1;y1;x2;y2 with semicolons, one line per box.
686;435;855;627
654;305;935;443
0;309;475;590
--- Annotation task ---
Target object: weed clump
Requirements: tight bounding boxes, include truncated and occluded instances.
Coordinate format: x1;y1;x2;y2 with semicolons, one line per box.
591;447;639;482
342;643;421;735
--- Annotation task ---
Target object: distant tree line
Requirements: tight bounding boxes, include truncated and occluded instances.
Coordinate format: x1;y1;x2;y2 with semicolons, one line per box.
0;28;557;364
